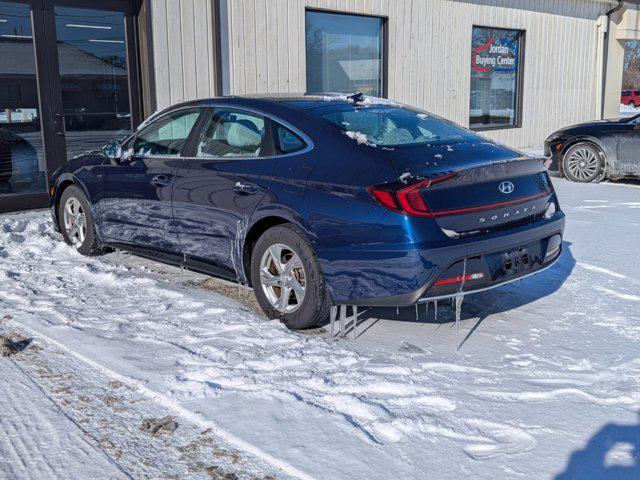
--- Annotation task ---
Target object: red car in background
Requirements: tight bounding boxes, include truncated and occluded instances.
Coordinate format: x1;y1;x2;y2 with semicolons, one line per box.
621;89;640;107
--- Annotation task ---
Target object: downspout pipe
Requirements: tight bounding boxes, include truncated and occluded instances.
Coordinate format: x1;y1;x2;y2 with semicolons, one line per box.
600;0;624;119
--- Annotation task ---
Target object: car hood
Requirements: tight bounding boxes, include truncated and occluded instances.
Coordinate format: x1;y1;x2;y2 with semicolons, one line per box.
550;117;634;136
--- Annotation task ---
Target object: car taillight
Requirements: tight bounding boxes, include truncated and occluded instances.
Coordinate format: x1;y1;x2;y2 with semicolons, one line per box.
367;172;457;217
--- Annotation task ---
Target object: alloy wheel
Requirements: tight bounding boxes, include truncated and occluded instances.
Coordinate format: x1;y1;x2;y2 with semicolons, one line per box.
259;243;306;314
566;146;600;181
62;197;87;247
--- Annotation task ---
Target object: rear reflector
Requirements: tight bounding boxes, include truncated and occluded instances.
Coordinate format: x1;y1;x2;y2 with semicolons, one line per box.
544;234;562;260
545;246;560;258
434;273;484;286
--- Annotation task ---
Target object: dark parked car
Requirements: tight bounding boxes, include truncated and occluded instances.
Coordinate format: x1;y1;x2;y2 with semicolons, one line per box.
49;94;565;329
545;114;640;182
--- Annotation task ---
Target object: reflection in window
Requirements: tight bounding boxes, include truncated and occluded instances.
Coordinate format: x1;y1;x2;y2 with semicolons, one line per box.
197;109;266;158
0;1;46;197
54;7;132;158
306;11;384;97
469;26;524;129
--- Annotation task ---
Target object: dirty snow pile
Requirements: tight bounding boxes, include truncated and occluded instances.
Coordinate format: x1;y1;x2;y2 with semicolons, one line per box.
1;178;640;479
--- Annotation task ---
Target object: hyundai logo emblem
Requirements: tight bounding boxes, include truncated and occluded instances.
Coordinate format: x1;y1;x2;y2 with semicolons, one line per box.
499;181;515;194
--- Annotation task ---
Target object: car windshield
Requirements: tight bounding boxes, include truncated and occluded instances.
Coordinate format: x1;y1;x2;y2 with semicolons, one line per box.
306;103;480;147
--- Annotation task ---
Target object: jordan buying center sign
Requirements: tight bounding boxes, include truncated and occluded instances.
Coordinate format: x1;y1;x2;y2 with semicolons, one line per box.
472;33;519;74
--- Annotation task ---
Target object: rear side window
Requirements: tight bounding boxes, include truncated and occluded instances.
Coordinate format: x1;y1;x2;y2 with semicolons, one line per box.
132;108;202;157
196;108;266;158
274;124;306;154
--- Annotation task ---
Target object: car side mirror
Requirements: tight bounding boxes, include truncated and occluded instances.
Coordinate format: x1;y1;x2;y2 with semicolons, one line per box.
102;139;123;164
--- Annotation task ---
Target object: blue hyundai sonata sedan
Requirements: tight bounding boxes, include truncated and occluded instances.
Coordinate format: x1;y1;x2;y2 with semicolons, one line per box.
49;94;565;329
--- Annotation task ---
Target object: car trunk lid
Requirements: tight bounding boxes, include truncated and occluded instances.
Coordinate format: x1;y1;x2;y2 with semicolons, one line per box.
384;142;554;234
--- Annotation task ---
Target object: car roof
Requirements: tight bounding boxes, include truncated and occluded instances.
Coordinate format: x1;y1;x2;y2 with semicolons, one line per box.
171;93;404;111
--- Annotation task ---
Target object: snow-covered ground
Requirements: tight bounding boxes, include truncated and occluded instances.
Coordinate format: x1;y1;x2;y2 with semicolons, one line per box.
1;177;640;479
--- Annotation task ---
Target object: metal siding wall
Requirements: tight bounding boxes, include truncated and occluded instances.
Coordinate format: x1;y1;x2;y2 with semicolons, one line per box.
151;0;219;110
226;0;610;147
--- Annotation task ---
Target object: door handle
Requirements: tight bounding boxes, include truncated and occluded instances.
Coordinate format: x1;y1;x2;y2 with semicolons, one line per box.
233;181;259;195
151;174;173;187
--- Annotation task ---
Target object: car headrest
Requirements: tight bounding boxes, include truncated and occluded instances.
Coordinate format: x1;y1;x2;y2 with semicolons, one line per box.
227;122;262;149
236;119;260;134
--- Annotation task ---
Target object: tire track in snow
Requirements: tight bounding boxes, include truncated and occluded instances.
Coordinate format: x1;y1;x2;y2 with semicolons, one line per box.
593;286;640;302
0;358;130;479
10;320;317;480
577;262;629;281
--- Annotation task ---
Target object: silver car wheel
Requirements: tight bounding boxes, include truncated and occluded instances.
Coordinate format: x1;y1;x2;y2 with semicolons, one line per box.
259;243;306;314
566;146;599;181
62;197;87;247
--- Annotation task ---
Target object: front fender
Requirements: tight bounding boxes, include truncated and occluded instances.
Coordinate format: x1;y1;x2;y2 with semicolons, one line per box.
51;170;104;241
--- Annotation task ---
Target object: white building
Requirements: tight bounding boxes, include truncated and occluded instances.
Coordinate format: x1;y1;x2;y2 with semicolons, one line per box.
150;0;640;148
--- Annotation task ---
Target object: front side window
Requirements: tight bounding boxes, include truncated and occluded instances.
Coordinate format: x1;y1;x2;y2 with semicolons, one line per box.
470;26;524;129
305;10;384;97
132;108;201;157
307;104;479;148
196;109;266;158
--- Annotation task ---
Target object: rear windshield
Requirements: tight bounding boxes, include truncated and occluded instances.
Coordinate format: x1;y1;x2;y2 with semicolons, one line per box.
306;103;479;148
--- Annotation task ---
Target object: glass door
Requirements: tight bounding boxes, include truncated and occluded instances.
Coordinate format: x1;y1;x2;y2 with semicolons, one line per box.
51;3;136;159
0;0;141;213
0;1;47;201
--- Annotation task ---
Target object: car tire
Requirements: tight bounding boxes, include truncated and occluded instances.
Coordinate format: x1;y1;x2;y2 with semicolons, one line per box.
562;142;604;183
630;101;636;108
57;185;104;256
250;224;331;330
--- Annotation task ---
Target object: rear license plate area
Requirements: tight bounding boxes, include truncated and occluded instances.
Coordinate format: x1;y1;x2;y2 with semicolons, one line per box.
501;247;531;275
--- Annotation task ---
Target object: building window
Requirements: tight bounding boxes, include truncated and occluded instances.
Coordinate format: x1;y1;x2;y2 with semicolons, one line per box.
305;10;384;97
470;26;524;129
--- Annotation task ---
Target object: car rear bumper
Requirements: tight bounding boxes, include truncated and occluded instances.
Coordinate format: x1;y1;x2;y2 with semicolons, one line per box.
318;212;565;306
